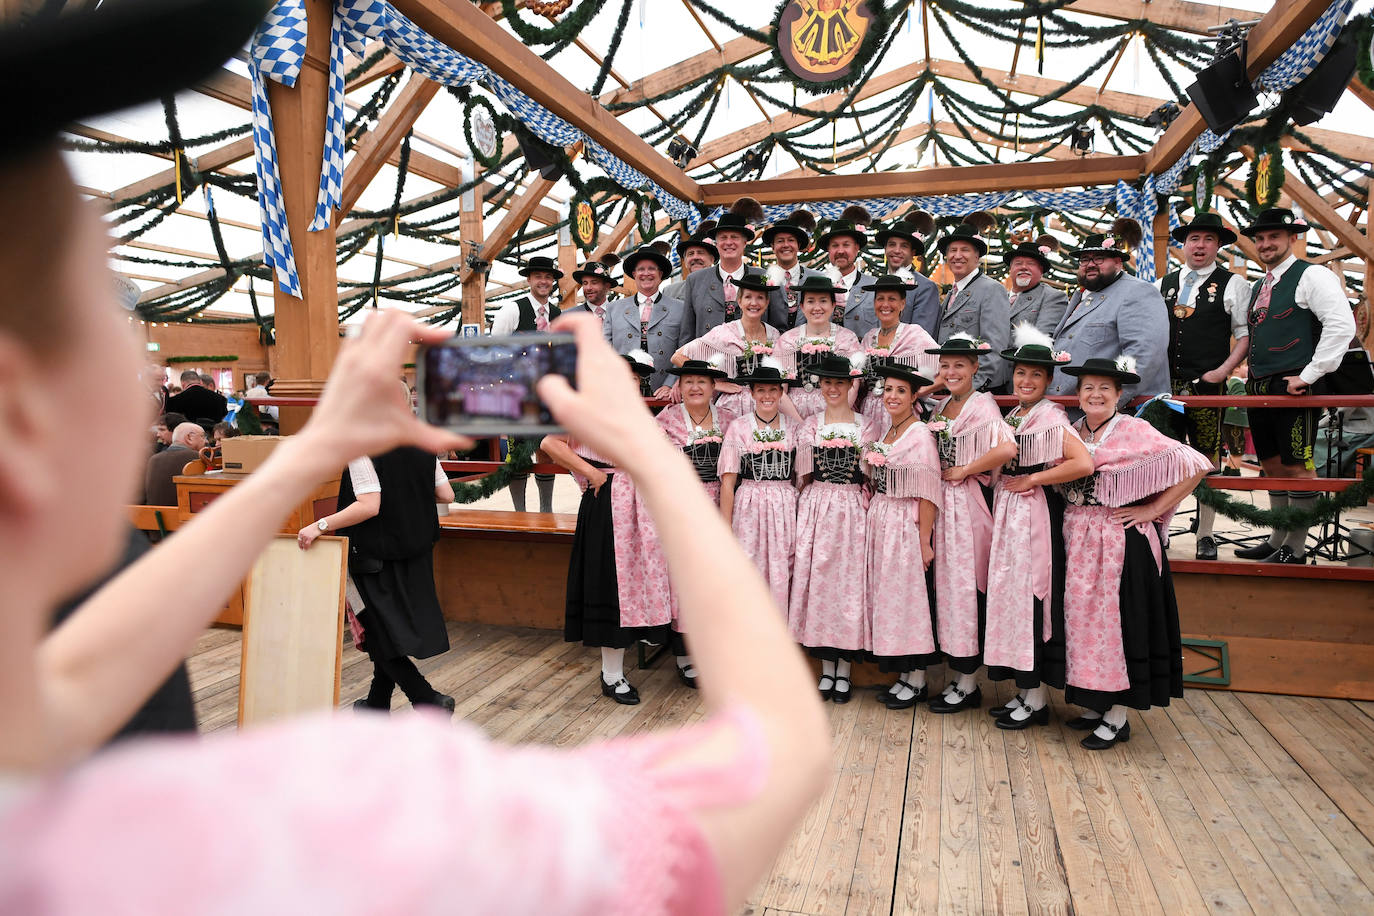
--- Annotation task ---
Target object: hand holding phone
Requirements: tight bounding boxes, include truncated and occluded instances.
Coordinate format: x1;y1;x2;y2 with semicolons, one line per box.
417;332;577;435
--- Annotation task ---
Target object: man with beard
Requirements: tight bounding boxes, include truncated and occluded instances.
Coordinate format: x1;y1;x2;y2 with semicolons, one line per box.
489;255;562;335
1232;208;1355;564
819;204;879;338
1048;223;1168;405
1003;237;1068;338
935;221;1010;391
662;223;717;302
875;210;941;337
762;209;821;330
675;199;765;348
565;254;619;320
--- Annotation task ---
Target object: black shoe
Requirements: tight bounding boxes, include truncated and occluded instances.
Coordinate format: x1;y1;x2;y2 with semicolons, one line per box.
879;679;912;704
1268;545;1307;565
352;698;390;714
818;675;835;702
1080;719;1131;750
884;684;929;710
929;684;982;714
600;674;640;705
996;704;1050;730
677;666;698;689
1195;536;1218;560
433;692;456;712
1221;466;1241;477
1065;714;1101;731
1234;541;1279;560
832;676;853;704
988;695;1026;718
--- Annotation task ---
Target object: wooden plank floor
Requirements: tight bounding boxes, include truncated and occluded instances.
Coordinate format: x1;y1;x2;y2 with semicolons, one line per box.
188;622;1374;915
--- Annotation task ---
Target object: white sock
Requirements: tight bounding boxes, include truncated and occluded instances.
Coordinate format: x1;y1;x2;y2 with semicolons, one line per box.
1076;707;1102;721
951;673;978;695
676;653;694;674
1267;491;1289;547
1093;704;1128;738
601;647;626;686
1008;685;1047;721
819;659;835;688
891;670;927;702
1196;503;1216;540
833;660;852;695
1024;685;1047;710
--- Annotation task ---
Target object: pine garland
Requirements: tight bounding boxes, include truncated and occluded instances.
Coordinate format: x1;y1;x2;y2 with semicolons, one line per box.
449;438;536;503
1194;467;1374;530
166;354;240;363
500;0;610;44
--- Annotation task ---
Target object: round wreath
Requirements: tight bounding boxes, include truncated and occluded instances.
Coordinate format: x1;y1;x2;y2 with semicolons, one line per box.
500;0;609;45
1190;160;1215;214
1245;140;1284;209
635;195;656;242
463;96;504;171
568;189;599;252
768;0;892;92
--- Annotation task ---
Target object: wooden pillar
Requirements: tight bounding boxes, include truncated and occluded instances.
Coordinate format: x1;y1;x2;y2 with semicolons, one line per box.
266;0;339;433
557;205;578;304
459;159;486;328
1364;178;1373;352
1152;208;1170;278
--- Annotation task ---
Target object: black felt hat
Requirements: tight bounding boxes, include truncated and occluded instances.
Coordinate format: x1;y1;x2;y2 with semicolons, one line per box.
731;364;795;387
1240;207;1309;237
675;230;719;262
733;275;779;294
925;334;993;357
761;208;817;249
1061;356;1140;384
1172;211;1238;246
873;363;933;390
999;343;1070;368
709;212;757;242
668;359;728;380
861;274;917;294
519;255;565;280
0;0;272;161
1003;241;1054;273
816;204;873;249
620;246;672;278
623;352;655;378
807;353;862;380
571;259;617;284
875;221;928;255
936;223;989;258
791;274;841;300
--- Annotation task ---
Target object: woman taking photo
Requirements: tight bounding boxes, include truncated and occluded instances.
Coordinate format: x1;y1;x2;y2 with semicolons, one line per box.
542;355;666;705
673;276;778;417
982;326;1093;729
1057;356;1211;749
924;335;1018;714
652;357;737;687
776;275;862;418
719;361;799;615
857;275;940;424
861;364;943;710
790;354;869;703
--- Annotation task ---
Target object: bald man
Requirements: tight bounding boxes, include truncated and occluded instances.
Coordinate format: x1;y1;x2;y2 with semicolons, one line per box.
143;422;206;505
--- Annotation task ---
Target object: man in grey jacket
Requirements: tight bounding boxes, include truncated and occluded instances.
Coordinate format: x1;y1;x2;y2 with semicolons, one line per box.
1048;232;1170;406
603;246;682;396
762;209;820;330
674;212;764;349
875;215;941;337
1004;239;1069;339
817;205;879;339
935;223;1010;391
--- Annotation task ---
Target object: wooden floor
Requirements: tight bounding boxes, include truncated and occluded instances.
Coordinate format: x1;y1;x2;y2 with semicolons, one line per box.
189;622;1374;915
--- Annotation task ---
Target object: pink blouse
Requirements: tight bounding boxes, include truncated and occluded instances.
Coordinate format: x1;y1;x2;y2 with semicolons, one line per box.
0;708;768;915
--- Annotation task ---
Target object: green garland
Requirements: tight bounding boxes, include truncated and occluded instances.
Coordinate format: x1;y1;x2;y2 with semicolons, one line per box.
464;96;504;170
1194;466;1374;530
768;0;894;92
1245;140;1285;210
449;438;535;504
499;0;609;45
166;354;239;364
1355;13;1373;90
1190;160;1215;213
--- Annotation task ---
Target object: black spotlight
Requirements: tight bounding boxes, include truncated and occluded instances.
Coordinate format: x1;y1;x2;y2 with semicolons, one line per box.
1070;122;1094;156
666;135;696;169
740;145;768;174
513;123;565;182
1144;101;1180;131
1186;19;1262;135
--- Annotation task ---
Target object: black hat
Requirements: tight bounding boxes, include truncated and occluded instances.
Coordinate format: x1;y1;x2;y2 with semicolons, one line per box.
861;274;917;294
1172;211;1237;246
676;229;719;262
623;352;655;377
620;246;672;278
708;213;757;242
1240;207;1309;237
791;274;841;300
761;208;817;249
875;220;927;255
519;255;565;279
1003;240;1055;273
732;363;795;387
926;334;993;357
807;353;862;380
1;0;272;161
668;359;728;380
571;259;617;284
1073;217;1141;258
873;363;933;390
817;204;873;249
733;275;779;294
936;223;989;258
999;335;1071;368
1061;355;1140;384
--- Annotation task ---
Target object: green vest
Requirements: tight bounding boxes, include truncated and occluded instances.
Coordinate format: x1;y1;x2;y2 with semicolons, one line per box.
1161;266;1238;378
515;297;560;332
1247;261;1318;378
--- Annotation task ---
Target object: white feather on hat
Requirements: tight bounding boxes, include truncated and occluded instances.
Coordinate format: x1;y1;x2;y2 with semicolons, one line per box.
947;331;980;345
760;355;786;373
1010;322;1055;351
626;348;654;368
1114;354;1138;374
706;353;728;371
848;352;868;374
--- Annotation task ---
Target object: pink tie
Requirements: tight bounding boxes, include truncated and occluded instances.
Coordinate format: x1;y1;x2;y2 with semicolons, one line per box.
723;276;736;303
1008;291;1018;307
1250;271;1274;326
594;306;605;321
536;307;548;331
641;298;653;324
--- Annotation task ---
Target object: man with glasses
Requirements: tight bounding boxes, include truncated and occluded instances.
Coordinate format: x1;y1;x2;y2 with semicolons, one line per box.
1047;231;1169;406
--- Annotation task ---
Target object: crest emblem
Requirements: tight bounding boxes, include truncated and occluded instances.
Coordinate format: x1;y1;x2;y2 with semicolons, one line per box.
776;1;877;85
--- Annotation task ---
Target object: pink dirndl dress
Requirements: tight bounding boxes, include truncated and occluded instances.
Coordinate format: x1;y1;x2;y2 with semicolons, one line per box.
857;323;940;426
929;392;1014;674
777;323;862;417
861;414;943;670
1057;414;1212;712
789;413;868;659
719;414;799;614
679;320;780;418
983;399;1077;689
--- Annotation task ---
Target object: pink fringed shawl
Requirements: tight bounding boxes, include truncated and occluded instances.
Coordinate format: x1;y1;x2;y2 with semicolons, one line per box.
861;415;942;507
1078;414;1212;506
1006;398;1076;467
932;391;1013;468
860;323;940;379
680;319;778;364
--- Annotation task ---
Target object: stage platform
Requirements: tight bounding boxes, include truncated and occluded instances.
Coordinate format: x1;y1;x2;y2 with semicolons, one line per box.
189;621;1374;915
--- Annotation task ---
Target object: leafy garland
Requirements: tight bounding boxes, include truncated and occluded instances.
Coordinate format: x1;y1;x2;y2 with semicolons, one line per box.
1245;140;1285;210
1194;466;1374;530
499;0;609;45
767;0;895;92
1190;159;1215;214
464;95;504;170
449;438;535;504
1356;13;1373;90
166;354;239;363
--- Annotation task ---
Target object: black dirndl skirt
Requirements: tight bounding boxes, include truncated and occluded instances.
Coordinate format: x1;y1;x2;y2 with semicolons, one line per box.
1064;526;1184;712
986;486;1068;690
353;551;449;660
564;472;668;649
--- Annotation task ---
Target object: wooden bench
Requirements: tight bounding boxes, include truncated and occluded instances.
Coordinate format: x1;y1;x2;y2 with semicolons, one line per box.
434;509;576;630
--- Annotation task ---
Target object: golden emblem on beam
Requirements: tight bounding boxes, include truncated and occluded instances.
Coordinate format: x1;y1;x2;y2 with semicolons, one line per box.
570;196;597;251
776;0;877;85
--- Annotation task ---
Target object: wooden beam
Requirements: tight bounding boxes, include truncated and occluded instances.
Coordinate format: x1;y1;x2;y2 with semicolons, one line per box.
1348;76;1374;115
391;0;699;203
598;32;770;108
1146;0;1334;174
1065;0;1256;35
334;73;441;224
460;162;486;327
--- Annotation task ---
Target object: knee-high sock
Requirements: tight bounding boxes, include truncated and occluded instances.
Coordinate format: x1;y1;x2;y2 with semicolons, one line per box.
1196;502;1216;540
534;473;556;513
508;473;529;512
600;646;625;682
1267;490;1290;546
1285;491;1317;554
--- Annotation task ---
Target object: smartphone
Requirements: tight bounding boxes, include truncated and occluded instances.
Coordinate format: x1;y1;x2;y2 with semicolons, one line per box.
417;333;578;436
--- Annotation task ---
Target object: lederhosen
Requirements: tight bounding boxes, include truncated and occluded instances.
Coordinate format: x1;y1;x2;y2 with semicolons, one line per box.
1160;267;1239;461
1245;261;1320;468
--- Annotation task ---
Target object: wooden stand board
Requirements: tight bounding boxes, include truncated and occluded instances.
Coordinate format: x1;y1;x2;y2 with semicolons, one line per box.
238;534;347;727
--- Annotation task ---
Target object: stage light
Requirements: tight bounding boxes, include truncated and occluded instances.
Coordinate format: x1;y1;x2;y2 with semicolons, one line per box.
740;146;767;175
1070;123;1094;157
666;135;696;169
1144;101;1180;131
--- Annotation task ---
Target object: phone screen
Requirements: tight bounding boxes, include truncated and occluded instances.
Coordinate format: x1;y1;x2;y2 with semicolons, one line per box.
418;333;577;436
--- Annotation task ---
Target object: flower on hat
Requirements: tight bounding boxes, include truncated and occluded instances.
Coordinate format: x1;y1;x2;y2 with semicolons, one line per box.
1038;245;1052;255
1102;235;1115;249
848;353;868;376
1053;351;1072;363
977;341;991;351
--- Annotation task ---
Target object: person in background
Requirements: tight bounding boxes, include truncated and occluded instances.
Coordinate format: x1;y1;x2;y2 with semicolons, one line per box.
151;410;187;453
602;245;683;396
198;371;216;392
165;367;227;427
819;205;878;338
565;254;618;320
934;220;1010;392
875;211;941;338
142;363;168;414
245;373;278;424
661;221;717;302
762;209;821;330
1003;237;1069;342
143;422;206;505
212;421;239;448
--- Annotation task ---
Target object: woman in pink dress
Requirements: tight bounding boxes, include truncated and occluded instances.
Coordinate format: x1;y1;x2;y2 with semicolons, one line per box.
653;358;737;687
776;274;862;418
1056;356;1211;749
673;276;779;417
790;354;869;703
982;326;1094;729
861;364;944;710
719;361;800;615
855;275;940;426
923;335;1019;714
543;355;668;705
